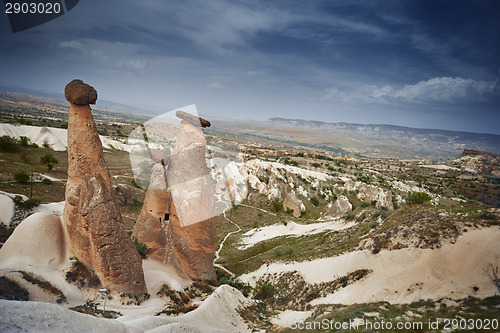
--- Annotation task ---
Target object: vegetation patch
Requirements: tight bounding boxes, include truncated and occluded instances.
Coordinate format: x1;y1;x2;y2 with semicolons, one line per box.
277;296;500;333
0;224;14;249
0;276;29;301
70;300;122;319
254;270;371;311
363;205;462;252
18;271;66;303
65;258;101;289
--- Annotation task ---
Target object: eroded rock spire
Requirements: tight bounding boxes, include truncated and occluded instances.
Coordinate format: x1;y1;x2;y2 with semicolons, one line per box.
133;110;217;280
63;79;147;295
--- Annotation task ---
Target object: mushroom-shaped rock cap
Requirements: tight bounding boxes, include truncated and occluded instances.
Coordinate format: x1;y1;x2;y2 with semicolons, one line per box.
65;79;98;105
176;110;211;128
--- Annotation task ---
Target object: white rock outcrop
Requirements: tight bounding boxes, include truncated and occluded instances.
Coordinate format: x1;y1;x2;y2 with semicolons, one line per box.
321;195;352;219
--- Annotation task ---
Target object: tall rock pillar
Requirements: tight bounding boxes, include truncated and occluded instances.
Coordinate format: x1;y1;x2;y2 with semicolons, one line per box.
133;111;217;280
63;79;146;295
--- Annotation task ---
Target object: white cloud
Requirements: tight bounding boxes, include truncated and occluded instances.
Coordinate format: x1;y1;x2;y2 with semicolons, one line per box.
325;77;498;103
393;77;497;101
116;60;150;73
207;81;224;89
58;40;83;51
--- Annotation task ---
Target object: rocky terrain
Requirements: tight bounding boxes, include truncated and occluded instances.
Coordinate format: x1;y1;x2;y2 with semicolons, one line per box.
0;89;499;332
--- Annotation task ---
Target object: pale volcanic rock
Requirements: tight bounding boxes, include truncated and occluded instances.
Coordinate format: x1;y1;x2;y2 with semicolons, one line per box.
134;114;217;280
356;183;393;210
321;195;352;219
283;190;305;218
344;179;393;210
63;79;146;295
0;212;66;269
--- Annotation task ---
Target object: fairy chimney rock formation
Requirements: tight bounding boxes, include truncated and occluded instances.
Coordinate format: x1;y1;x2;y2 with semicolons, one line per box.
133;111;217;280
63;79;146;295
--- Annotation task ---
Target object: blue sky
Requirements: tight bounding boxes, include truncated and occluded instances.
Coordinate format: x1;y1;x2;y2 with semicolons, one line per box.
0;0;499;134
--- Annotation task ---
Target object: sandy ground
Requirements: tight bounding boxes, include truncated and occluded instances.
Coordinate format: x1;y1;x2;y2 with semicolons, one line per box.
240;227;500;304
0;210;252;332
119;285;251;333
270;310;313;327
33;201;65;216
238;220;356;250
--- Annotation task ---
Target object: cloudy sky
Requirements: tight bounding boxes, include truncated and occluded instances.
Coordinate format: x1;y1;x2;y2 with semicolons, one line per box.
0;0;499;134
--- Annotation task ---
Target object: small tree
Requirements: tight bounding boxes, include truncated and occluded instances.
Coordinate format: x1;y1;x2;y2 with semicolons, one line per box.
40;154;58;171
0;135;19;152
484;264;500;294
407;191;431;204
14;172;29;183
20;136;29;146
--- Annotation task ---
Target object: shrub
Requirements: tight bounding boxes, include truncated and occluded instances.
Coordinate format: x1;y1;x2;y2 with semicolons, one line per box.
310;197;319;206
20;136;29;146
0;276;29;301
65;258;101;288
14;172;29;183
13;196;40;209
40;154;58;171
131;236;149;258
255;283;275;300
42;178;53;185
20;153;29;163
272;198;281;212
0;135;19;152
219;276;252;297
407;191;431;204
368;221;379;229
19;271;66;303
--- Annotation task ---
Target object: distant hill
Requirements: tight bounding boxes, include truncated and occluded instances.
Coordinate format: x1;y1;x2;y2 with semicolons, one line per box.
263;117;500;160
0;85;157;117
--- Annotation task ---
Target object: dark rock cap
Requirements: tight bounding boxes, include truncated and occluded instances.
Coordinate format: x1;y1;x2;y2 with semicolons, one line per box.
176;110;211;128
65;79;98;105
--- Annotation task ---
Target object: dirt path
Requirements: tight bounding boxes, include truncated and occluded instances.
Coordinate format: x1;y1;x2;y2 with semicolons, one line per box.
213;202;241;277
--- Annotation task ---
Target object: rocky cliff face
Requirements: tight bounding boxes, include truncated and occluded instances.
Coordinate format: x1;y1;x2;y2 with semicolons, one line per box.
456;149;500;177
283;190;305;218
344;179;393;210
133;112;217;280
63;79;146;295
321;195;352;219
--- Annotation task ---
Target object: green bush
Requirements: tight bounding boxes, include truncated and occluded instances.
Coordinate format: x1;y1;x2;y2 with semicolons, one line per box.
310;197;319;206
219;276;252;297
14;172;29;183
0;135;19;152
407;191;431;204
40;154;58;171
368;221;379;229
42;178;53;185
20;136;29;146
255;283;275;300
13;196;40;209
0;276;29;301
272;198;281;212
131;236;149;259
